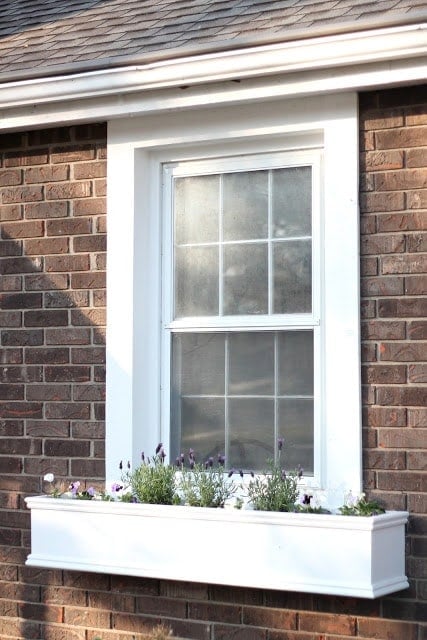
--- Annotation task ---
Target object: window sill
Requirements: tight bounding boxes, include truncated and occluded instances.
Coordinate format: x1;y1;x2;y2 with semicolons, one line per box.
25;496;408;599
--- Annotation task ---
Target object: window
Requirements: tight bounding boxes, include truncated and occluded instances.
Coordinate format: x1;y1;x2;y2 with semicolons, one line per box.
163;153;320;474
106;93;361;507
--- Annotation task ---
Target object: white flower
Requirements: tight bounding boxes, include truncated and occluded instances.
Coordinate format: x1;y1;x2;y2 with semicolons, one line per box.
43;473;55;483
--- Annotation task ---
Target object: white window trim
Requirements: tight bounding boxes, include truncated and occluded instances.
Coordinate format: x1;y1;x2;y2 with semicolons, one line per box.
106;92;360;508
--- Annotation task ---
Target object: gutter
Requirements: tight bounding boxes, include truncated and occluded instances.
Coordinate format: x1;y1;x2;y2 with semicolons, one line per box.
0;23;426;111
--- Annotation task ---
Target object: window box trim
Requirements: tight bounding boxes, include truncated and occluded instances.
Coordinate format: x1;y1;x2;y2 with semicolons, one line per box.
25;496;408;598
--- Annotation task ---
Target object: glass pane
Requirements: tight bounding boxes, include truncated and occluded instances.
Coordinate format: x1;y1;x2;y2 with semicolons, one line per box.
223;171;268;241
223;243;268;315
175;246;218;317
228;332;274;395
273;240;312;313
174;175;219;244
278;398;313;474
272;166;312;238
279;331;313;395
172;333;225;396
228;398;274;471
171;397;225;464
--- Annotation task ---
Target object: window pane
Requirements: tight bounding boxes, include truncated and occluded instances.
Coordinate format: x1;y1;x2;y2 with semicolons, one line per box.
172;333;225;396
229;398;274;471
273;240;312;313
171;397;225;464
223;243;268;315
279;331;313;395
223;170;268;240
278;398;313;474
174;175;219;244
228;332;274;395
175;246;219;317
272;166;312;238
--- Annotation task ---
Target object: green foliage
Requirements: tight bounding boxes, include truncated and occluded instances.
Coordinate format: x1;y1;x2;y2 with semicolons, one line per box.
178;463;237;508
124;454;177;505
247;459;300;512
339;495;385;516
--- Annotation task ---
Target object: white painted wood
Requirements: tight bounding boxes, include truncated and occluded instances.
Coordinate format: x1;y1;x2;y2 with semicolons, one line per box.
25;497;409;599
106;94;361;507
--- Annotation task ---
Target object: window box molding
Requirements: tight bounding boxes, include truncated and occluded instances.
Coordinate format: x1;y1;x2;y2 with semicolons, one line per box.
25;496;408;598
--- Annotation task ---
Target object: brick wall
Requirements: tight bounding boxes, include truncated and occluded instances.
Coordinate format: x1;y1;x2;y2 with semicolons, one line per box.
0;87;425;639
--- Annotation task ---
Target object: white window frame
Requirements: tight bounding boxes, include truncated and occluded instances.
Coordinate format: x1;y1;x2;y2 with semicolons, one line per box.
106;92;360;508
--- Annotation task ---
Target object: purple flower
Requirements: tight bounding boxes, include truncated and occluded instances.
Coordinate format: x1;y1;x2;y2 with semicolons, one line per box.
239;469;244;478
127;460;131;470
141;451;145;462
69;481;80;495
228;469;235;478
155;442;163;454
217;453;225;466
297;465;304;478
175;457;181;467
111;483;123;492
189;460;195;470
159;447;166;461
119;461;123;470
250;471;255;477
281;469;287;480
278;437;284;451
87;487;95;497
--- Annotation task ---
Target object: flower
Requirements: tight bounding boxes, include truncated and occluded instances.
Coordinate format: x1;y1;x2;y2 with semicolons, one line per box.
43;473;54;483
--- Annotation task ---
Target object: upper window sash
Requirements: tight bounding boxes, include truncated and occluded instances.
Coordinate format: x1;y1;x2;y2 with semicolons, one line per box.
162;150;322;332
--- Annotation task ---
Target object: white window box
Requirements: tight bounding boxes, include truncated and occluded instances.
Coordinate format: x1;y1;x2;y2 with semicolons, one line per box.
25;496;408;599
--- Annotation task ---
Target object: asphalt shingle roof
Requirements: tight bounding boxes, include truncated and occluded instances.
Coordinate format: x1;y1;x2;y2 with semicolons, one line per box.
0;0;426;82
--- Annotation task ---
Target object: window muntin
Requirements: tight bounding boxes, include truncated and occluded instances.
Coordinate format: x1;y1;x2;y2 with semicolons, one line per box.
164;152;319;473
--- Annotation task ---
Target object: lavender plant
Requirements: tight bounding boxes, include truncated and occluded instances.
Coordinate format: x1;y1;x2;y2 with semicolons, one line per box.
246;438;302;512
123;444;178;505
177;453;237;508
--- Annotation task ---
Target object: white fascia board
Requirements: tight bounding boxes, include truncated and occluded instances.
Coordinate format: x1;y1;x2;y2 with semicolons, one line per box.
0;23;425;130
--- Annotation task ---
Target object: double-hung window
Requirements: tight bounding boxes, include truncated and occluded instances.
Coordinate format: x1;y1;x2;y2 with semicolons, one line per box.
162;152;320;475
106;93;361;506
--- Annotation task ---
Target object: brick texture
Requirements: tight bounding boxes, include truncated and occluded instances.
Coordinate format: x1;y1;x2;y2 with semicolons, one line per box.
0;89;426;640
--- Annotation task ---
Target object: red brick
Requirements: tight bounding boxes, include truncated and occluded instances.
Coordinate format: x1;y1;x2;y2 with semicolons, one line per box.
378;428;426;448
0;366;42;383
97;215;107;233
1;329;43;346
406;148;427;168
360;234;405;255
0;347;23;363
70;458;105;478
26;385;71;401
25;201;68;219
378;297;427;317
0;203;22;220
407;232;427;252
362;111;404;130
95;178;106;197
1;185;43;203
25;273;69;290
376;126;427;149
361;320;405;340
73;197;106;216
382;254;427;274
0;310;21;327
377;211;427;232
134;594;186;618
360;191;405;213
405;275;427;294
24;309;68;327
408;408;427;427
362;364;406;384
46;217;92;236
73;161;107;179
0;274;22;293
45;254;90;272
45;291;89;308
71;272;106;289
71;308;106;326
1;219;44;238
364;449;406;470
358;617;418;639
26;420;70;437
5;149;48;167
73;234;106;252
377;386;426;406
407;321;427;340
25;347;69;364
24;237;69;255
362;150;404;172
0;384;24;400
0;401;42;419
46;328;91;345
46;181;91;200
73;385;105;401
299;612;356;635
51;146;96;163
1;255;43;274
377;471;427;492
0;292;42;309
407;451;427;470
0;239;22;257
360;256;378;276
45;402;90;420
379;341;427;361
0;168;22;186
25;165;69;184
407;190;427;209
45;366;91;383
361;276;404;296
375;169;427;191
44;439;91;457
